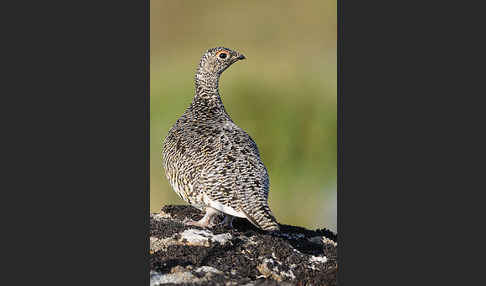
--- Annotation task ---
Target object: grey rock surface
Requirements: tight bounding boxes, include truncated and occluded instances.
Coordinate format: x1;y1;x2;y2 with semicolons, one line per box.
150;205;338;286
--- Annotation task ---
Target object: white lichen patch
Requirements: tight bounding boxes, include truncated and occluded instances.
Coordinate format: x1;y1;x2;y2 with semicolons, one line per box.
150;236;179;252
194;266;223;275
151;228;233;251
150;270;196;286
279;268;296;280
150;266;225;286
323;237;337;247
179;228;233;247
245;236;260;245
308;255;328;270
309;255;328;264
257;257;296;281
151;211;172;221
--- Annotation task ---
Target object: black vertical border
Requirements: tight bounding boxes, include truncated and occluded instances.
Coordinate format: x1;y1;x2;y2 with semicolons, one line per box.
6;0;152;284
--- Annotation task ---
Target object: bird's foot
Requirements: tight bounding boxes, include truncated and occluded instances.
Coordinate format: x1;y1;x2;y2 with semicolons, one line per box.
182;207;220;228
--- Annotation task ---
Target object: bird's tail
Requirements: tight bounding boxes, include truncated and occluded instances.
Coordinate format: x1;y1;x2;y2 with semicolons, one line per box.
242;205;280;231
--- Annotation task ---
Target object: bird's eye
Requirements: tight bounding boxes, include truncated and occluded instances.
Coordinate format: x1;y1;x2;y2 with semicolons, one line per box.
217;51;228;59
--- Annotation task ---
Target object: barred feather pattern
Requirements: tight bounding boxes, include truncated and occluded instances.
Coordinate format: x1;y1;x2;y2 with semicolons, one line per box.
161;47;279;231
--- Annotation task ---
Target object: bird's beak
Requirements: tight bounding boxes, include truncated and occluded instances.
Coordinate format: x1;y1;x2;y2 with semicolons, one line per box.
236;54;246;60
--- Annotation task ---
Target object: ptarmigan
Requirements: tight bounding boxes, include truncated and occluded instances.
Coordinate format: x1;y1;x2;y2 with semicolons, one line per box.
162;47;279;231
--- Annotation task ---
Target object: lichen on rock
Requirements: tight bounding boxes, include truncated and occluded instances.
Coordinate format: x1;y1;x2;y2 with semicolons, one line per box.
150;205;337;286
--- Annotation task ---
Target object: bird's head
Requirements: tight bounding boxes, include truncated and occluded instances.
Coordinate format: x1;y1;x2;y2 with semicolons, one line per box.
197;47;246;76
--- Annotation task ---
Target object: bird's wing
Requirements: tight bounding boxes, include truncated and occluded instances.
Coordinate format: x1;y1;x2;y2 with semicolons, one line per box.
194;122;276;227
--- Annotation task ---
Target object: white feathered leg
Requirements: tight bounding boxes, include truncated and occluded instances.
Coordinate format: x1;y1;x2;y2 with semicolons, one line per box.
184;207;220;228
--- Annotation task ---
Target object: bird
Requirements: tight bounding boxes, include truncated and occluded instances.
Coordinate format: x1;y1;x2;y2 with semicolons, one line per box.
161;47;280;231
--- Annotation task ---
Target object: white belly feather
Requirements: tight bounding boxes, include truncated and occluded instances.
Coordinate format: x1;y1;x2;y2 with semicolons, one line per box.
203;194;246;218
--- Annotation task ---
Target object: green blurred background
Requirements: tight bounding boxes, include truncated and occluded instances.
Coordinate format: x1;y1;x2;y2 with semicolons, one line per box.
150;0;337;231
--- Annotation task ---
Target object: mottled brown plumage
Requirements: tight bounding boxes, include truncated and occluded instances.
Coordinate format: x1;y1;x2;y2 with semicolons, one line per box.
161;47;279;231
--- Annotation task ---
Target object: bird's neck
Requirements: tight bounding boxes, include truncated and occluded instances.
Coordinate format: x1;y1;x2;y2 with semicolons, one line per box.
193;70;224;107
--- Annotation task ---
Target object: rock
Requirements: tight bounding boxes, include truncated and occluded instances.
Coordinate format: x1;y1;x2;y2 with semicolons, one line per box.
179;229;233;247
150;205;338;286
